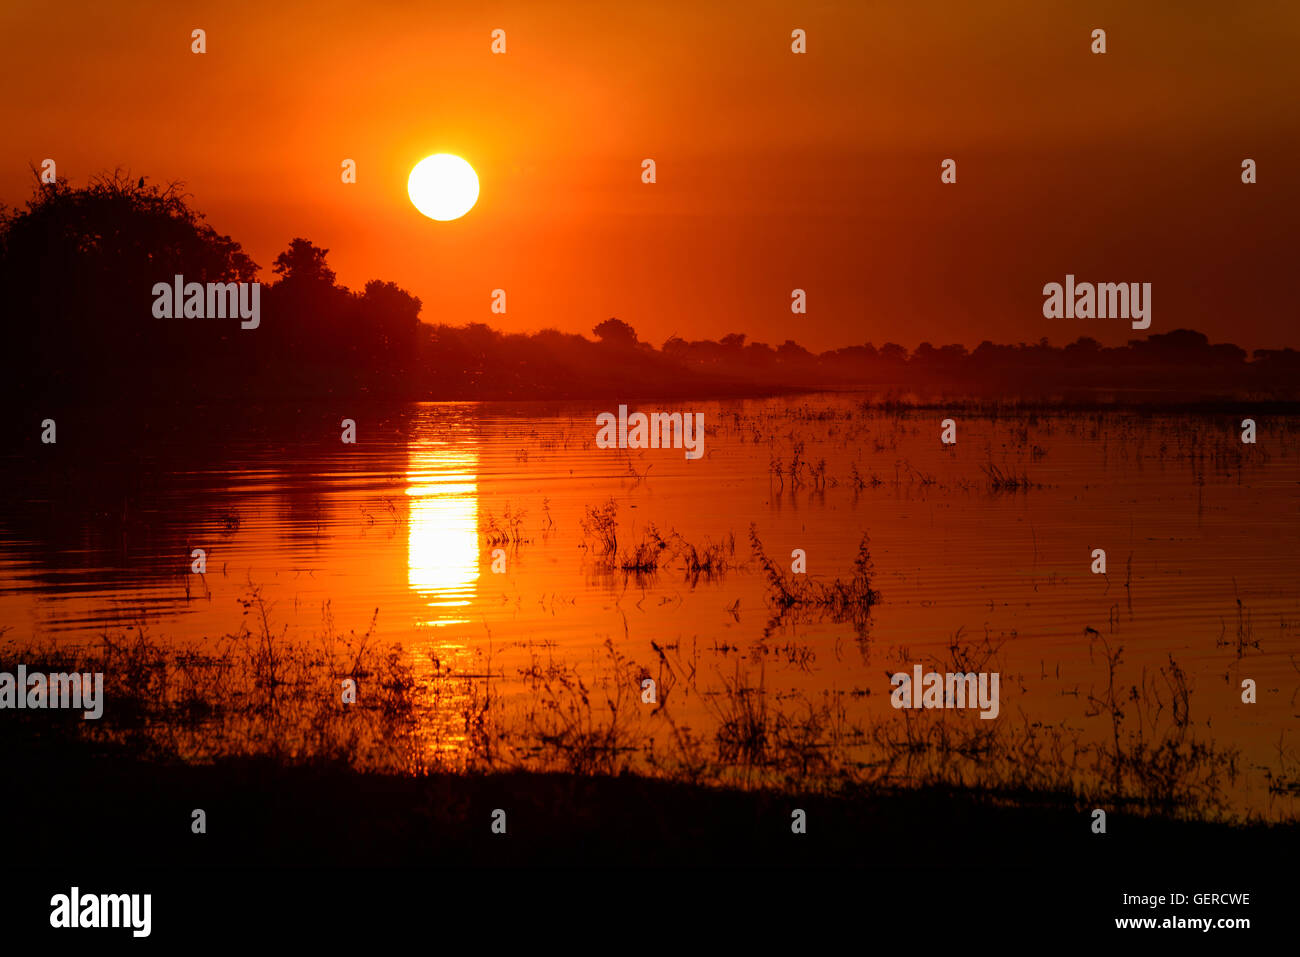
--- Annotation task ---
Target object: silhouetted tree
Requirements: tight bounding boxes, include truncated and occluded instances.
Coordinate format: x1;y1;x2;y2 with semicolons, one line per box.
0;171;257;402
593;317;639;347
1;173;1288;406
272;238;336;286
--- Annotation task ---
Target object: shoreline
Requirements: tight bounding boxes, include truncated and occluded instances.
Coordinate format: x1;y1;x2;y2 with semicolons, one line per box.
4;739;1292;867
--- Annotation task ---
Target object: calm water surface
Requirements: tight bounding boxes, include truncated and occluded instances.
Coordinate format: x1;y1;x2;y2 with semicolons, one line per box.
2;395;1297;819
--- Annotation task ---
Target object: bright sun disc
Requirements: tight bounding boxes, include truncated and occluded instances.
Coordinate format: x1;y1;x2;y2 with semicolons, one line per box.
408;154;479;221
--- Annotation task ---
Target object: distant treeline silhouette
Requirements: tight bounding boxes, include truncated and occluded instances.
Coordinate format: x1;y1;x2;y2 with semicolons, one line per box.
3;173;1297;405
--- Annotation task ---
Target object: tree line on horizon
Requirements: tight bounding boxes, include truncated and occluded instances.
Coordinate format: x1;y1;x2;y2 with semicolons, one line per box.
2;173;1297;406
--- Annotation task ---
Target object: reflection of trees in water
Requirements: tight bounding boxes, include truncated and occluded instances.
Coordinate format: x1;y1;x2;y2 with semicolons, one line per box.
0;404;421;590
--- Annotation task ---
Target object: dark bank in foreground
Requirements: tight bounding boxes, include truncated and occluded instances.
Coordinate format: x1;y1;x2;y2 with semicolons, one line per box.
3;728;1292;868
8;752;1296;870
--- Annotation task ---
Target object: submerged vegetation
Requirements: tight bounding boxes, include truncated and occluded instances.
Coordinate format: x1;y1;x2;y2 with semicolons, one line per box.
580;498;735;580
749;526;880;637
0;582;1273;827
2;400;1296;845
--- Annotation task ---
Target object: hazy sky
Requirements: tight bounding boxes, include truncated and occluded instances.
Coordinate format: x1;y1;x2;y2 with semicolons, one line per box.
3;0;1297;351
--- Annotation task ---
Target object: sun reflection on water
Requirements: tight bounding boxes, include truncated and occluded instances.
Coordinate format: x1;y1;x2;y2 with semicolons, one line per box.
406;440;478;626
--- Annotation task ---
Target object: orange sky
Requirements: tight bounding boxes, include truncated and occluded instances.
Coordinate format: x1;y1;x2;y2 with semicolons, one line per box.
3;0;1298;351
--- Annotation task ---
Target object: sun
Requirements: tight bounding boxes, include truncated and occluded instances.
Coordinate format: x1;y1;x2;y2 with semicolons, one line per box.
407;154;479;221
